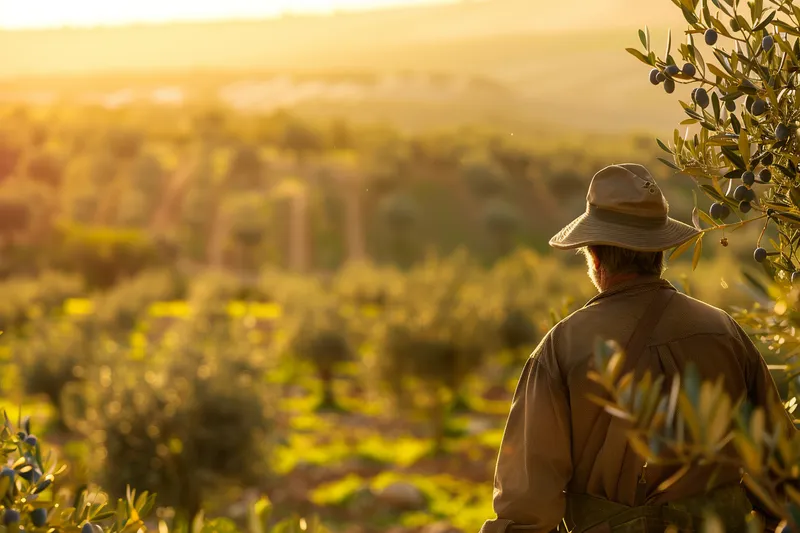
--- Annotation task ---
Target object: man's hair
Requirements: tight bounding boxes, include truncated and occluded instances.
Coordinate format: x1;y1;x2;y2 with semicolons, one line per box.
580;245;665;276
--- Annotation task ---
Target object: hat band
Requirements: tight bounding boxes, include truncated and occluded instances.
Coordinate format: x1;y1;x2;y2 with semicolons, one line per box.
587;204;668;229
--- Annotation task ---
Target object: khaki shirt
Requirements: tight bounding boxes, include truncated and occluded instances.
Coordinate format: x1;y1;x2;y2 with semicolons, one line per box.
490;275;795;533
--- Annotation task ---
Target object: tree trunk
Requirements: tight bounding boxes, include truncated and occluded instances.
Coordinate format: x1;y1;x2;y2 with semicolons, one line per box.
344;175;365;263
431;392;447;457
317;364;337;411
288;192;309;273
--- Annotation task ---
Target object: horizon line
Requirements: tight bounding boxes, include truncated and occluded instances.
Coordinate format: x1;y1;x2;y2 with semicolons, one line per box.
0;0;468;32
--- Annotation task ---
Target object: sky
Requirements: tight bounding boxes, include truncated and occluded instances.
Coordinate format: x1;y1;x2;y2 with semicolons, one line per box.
0;0;449;29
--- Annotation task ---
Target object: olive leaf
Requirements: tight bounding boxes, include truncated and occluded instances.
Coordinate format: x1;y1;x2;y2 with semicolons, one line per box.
692;234;704;271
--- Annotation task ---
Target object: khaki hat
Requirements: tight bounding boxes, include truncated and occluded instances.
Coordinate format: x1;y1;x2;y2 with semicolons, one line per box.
548;163;700;252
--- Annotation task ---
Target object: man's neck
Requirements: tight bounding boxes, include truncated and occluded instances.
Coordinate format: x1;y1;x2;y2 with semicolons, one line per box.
599;271;641;292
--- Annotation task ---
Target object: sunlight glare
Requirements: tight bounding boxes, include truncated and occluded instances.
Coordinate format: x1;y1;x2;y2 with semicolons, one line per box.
0;0;449;29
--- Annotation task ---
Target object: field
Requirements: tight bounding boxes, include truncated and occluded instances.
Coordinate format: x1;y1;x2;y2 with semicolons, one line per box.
0;0;796;532
0;95;785;532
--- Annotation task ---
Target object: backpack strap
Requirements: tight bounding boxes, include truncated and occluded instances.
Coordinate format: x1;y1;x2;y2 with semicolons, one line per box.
603;287;676;507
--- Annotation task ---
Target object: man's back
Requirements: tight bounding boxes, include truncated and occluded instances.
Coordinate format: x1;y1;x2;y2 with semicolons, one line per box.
552;275;776;505
490;275;791;533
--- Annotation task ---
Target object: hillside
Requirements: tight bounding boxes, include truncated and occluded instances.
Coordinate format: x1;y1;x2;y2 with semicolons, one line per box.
0;0;693;133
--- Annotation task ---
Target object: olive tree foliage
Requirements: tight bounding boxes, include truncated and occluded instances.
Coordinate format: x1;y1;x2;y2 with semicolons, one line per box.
628;0;800;274
589;339;799;532
0;411;327;533
615;1;800;530
629;0;800;395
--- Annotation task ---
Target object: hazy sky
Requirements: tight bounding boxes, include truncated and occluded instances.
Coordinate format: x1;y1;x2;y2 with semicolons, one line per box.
0;0;451;29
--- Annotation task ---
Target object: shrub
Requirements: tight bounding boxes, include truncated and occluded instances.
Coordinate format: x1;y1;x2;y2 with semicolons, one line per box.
461;158;509;198
53;224;164;290
93;268;185;334
0;271;85;334
15;316;95;429
72;324;276;521
377;251;500;450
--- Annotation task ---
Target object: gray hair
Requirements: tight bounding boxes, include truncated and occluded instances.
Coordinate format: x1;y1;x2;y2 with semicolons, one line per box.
579;245;665;276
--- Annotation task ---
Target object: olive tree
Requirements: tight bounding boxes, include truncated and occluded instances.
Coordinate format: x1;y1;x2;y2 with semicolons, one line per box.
628;0;800;396
628;0;800;277
611;1;800;529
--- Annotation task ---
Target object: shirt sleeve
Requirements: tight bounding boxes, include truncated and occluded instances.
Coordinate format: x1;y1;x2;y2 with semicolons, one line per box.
729;318;796;434
490;331;573;533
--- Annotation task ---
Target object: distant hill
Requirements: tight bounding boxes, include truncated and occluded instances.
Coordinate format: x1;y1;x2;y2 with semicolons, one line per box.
0;0;696;133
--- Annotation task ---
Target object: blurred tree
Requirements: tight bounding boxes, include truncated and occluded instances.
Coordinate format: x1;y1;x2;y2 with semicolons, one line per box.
226;144;264;190
25;152;62;187
379;192;420;268
107;128;143;161
0;140;21;182
280;121;323;164
461;158;509;198
483;198;520;260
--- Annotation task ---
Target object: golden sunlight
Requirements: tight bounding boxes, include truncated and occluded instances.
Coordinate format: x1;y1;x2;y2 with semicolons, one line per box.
0;0;450;29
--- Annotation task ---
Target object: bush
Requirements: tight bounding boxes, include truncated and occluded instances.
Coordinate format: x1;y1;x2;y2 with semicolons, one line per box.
54;224;164;290
93;268;185;334
15;316;95;429
72;323;276;521
461;158;508;198
0;271;85;333
377;251;500;449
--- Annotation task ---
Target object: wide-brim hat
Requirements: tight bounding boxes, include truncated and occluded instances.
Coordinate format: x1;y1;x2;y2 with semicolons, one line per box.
549;163;700;252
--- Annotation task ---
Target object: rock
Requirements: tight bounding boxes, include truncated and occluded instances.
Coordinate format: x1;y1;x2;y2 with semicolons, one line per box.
376;482;427;511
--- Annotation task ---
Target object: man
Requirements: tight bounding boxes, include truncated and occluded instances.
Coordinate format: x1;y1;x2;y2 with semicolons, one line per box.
481;164;795;533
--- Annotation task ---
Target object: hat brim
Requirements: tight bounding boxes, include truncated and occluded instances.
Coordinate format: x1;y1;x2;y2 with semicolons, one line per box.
549;212;701;252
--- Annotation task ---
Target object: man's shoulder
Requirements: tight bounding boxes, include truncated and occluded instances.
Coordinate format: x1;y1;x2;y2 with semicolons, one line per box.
663;290;742;337
547;288;741;349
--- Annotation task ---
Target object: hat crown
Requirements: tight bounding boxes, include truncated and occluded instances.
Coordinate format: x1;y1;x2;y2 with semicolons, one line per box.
586;164;668;219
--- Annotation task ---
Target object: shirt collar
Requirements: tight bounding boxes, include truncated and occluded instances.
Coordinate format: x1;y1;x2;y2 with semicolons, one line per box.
583;274;676;307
